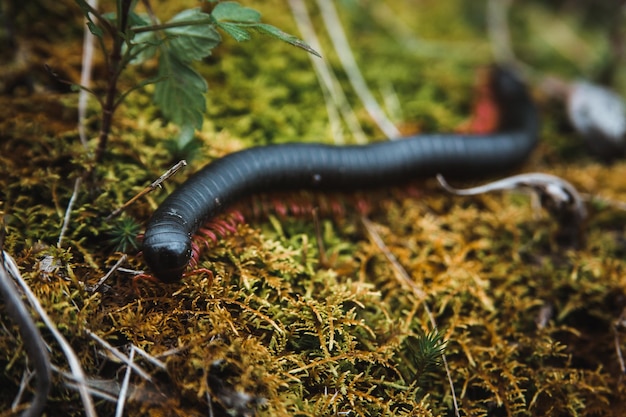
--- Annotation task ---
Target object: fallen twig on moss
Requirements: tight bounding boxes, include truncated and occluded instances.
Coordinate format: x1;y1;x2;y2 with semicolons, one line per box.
106;159;187;220
0;253;51;417
3;252;97;417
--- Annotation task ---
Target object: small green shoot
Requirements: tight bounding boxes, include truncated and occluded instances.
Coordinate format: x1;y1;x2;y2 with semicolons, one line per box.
73;0;319;165
404;329;447;385
104;215;142;253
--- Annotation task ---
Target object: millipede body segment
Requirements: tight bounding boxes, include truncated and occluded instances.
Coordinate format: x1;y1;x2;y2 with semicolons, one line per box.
143;67;539;282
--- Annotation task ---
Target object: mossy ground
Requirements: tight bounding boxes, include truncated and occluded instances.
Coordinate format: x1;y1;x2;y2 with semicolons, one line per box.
1;0;626;416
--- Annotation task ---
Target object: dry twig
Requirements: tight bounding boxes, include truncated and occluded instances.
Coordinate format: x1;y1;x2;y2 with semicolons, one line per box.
3;253;97;417
58;177;82;248
106;160;187;220
0;256;51;417
316;0;400;139
287;0;367;144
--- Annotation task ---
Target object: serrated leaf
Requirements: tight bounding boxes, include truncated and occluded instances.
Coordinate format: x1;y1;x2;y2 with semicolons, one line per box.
216;21;251;42
125;13;163;64
165;8;221;62
154;51;207;130
254;23;321;57
128;30;161;64
211;2;261;23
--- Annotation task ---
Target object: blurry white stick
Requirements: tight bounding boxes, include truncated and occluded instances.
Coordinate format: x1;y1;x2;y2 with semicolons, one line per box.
78;0;99;151
316;0;401;139
287;0;368;144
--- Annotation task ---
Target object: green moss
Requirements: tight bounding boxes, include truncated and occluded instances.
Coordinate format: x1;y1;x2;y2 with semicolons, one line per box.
1;0;626;416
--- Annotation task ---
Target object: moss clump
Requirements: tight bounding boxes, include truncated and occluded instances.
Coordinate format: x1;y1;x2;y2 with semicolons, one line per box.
1;0;626;416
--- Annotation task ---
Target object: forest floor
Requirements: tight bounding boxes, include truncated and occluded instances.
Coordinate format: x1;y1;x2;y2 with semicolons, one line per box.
1;0;626;416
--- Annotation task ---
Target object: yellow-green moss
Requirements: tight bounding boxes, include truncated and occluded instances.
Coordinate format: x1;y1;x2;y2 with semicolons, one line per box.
1;0;625;416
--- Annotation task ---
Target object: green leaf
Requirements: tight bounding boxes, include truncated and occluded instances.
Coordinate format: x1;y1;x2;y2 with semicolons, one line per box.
154;50;207;130
253;23;321;57
216;21;251;42
86;22;104;38
123;13;162;64
101;11;116;23
177;123;196;148
128;30;161;64
165;8;221;62
74;0;104;39
210;2;319;55
128;11;149;27
211;2;261;23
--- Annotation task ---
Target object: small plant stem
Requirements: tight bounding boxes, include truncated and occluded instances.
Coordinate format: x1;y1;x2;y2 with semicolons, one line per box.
132;18;214;34
94;0;133;164
95;72;121;165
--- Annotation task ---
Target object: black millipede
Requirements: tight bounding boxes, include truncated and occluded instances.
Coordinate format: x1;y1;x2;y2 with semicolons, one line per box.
143;67;539;283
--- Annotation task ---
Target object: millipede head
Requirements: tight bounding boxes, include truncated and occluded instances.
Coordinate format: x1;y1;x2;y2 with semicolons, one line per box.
142;229;191;283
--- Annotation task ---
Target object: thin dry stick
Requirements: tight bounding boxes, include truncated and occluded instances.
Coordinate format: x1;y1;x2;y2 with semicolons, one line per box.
106;159;187;220
78;0;99;151
380;81;404;126
91;254;127;293
51;365;119;403
361;217;461;417
130;344;167;371
58;178;82;248
614;308;626;375
12;367;33;412
315;0;401;139
0;258;51;417
320;84;347;145
361;217;427;301
3;253;98;417
487;0;535;77
114;347;134;417
615;329;626;375
287;0;343;144
116;267;143;275
85;329;155;381
287;0;368;144
487;0;516;64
